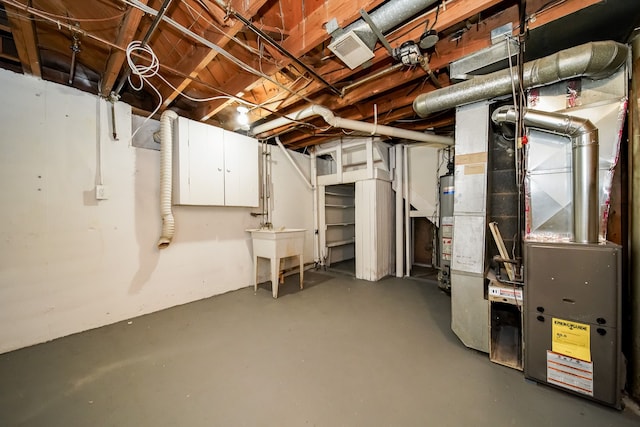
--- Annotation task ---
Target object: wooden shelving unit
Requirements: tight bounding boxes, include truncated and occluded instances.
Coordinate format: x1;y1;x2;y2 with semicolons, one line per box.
321;184;355;266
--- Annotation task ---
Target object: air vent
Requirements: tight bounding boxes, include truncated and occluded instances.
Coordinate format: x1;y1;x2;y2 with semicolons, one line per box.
328;30;375;70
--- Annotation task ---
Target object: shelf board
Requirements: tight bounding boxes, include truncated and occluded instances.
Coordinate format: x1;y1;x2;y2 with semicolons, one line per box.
326;238;356;248
327;222;356;227
325;191;354;197
325;204;355;208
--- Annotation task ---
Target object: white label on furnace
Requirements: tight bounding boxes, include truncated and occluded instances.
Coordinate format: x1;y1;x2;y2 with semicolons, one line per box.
442;238;452;260
488;286;523;302
546;351;593;396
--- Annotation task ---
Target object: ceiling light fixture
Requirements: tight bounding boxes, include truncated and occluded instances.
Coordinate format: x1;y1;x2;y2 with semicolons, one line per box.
237;106;250;128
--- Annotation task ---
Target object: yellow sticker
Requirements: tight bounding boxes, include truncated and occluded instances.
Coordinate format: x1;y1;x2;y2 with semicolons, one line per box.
552;318;591;362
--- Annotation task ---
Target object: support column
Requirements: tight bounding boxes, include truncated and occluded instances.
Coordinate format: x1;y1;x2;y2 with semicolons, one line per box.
629;33;640;401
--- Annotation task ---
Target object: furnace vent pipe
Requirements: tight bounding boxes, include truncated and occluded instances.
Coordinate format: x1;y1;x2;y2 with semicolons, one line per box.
414;41;628;116
338;0;440;50
158;110;178;249
252;104;453;146
492;107;599;244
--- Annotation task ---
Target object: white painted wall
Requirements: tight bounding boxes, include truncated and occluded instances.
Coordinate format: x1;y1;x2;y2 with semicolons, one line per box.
406;145;444;219
0;69;313;353
266;145;315;270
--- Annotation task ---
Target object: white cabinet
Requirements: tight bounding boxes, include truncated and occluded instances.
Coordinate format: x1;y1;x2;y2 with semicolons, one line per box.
223;131;259;207
173;117;258;207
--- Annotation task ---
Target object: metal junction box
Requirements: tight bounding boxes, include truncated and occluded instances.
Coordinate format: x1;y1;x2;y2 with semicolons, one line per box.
524;242;622;408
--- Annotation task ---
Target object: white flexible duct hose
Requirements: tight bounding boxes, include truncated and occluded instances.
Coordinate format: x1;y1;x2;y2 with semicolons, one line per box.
158;110;178;249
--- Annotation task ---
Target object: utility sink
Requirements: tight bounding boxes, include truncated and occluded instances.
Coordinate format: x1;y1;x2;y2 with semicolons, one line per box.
247;228;305;298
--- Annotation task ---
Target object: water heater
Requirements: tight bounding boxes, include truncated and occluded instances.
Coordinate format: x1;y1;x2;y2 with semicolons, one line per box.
438;172;454;291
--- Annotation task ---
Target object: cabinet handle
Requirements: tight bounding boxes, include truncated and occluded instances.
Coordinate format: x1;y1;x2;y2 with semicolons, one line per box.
217;168;222;172
227;169;231;173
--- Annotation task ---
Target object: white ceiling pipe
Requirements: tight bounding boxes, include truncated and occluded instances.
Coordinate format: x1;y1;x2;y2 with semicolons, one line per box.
252;104;453;146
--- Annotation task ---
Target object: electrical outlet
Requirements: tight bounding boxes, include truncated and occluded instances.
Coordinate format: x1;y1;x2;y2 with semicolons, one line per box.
95;184;109;200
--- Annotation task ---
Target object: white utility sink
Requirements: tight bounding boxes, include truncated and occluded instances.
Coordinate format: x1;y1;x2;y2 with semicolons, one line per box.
247;228;305;298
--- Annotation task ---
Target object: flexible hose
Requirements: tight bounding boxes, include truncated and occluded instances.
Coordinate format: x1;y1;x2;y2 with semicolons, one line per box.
158;110;178;249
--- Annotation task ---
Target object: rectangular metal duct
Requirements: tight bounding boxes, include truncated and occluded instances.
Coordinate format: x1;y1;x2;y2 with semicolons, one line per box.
449;39;519;82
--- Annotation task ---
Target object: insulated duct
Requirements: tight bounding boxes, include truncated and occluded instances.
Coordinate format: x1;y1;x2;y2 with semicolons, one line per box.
492;107;599;244
158;110;178;249
414;41;628;116
337;0;440;50
252;104;453;146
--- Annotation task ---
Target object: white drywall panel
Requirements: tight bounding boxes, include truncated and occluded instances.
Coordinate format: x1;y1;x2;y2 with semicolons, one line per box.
0;69;311;353
406;145;440;217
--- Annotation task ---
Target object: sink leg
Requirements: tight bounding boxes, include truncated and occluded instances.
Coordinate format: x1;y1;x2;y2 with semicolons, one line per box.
299;254;304;289
271;257;279;298
253;255;258;293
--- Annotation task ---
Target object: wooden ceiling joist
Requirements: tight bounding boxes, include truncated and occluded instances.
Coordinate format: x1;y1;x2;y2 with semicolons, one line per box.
273;0;507;115
5;1;40;77
197;0;388;121
157;0;268;111
100;1;148;95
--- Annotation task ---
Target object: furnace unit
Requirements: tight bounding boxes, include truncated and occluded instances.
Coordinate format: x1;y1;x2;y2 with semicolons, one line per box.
492;103;625;408
525;242;622;407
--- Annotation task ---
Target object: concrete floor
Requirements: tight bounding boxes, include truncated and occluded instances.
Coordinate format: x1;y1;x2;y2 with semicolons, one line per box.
1;271;638;427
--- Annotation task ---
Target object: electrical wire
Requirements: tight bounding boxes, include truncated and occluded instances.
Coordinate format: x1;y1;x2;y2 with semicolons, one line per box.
125;41;163;140
429;0;442;31
1;0;320;129
124;40;330;137
182;0;271;59
122;0;317;107
20;7;127;23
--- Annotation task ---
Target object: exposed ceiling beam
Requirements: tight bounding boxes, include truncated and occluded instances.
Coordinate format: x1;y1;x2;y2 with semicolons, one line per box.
0;50;20;62
273;0;505;114
278;0;589;122
197;0;387;121
282;0;601;148
157;0;268;110
100;1;148;95
526;0;601;30
5;1;41;77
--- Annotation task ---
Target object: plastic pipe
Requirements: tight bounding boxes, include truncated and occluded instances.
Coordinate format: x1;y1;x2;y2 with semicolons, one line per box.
157;110;178;249
252;104;453;146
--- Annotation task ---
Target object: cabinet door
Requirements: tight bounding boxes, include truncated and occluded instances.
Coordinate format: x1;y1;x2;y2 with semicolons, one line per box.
188;120;224;205
223;130;258;207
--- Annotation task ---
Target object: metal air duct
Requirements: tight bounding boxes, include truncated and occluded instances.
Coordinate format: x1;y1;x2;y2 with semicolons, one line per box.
414;41;628;116
492;107;599;244
335;0;440;51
